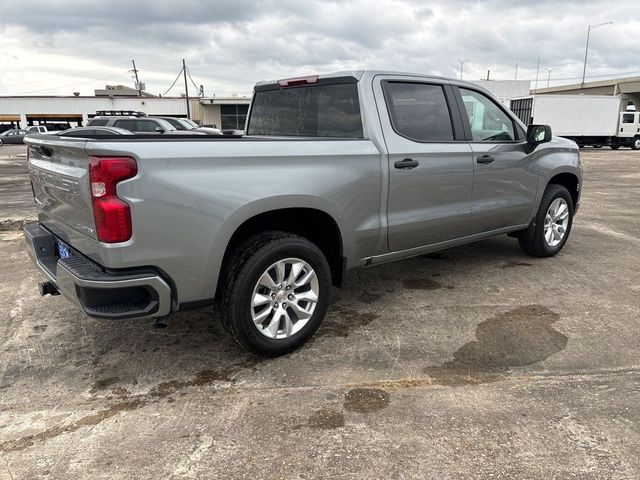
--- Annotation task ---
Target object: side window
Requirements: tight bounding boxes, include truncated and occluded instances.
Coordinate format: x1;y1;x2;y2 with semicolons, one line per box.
135;120;161;132
622;113;635;124
89;119;108;126
384;82;454;142
459;88;515;142
113;119;136;131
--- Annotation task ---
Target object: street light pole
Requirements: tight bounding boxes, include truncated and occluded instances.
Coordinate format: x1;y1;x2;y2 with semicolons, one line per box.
581;21;613;86
545;68;556;88
457;59;470;80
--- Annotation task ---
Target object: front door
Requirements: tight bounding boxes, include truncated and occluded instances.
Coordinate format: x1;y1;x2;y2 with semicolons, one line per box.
456;87;539;232
375;78;475;252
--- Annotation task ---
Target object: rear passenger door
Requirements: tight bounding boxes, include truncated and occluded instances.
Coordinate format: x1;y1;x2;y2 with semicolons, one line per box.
375;77;475;252
454;87;538;232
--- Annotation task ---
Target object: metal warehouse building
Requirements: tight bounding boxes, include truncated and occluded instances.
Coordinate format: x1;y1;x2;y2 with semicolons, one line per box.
0;88;251;132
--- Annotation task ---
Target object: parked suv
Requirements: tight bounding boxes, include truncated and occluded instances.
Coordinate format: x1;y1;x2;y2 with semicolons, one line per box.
87;111;201;135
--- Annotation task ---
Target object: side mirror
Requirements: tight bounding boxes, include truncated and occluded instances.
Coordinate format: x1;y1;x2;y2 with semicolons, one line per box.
155;126;165;134
525;124;552;153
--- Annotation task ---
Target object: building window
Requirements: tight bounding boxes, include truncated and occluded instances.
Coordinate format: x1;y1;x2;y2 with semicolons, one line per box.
220;104;249;130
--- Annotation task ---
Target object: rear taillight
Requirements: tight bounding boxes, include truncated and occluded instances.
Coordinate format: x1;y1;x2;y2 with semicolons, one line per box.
88;156;137;243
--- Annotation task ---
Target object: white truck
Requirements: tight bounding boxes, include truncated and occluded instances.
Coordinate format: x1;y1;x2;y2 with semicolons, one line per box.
510;95;640;150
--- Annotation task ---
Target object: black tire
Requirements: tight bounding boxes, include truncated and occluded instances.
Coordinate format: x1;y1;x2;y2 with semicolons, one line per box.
632;137;640;151
216;231;331;357
610;145;620;150
519;184;574;257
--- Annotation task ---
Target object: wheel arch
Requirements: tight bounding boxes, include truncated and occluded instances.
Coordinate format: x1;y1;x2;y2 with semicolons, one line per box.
547;171;580;208
209;199;347;299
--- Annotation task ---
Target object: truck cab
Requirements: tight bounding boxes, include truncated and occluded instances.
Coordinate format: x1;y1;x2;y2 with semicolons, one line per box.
618;111;640;139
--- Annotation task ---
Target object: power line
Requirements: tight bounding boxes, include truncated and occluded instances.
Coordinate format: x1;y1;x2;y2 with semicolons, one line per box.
160;68;184;96
185;67;199;92
7;79;97;95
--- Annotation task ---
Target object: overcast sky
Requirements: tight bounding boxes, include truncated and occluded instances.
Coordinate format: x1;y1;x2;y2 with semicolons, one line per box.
0;0;638;97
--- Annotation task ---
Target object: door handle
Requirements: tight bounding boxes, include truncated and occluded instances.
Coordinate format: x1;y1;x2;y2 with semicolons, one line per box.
476;155;495;164
394;158;420;170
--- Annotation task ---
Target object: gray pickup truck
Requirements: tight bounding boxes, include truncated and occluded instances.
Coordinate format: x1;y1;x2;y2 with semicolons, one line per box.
24;70;582;356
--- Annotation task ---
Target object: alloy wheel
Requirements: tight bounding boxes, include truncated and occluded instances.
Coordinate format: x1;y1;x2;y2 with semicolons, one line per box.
250;257;319;339
544;198;570;247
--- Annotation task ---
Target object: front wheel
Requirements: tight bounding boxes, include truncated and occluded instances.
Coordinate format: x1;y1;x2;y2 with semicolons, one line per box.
217;232;331;356
519;184;574;257
632;137;640;151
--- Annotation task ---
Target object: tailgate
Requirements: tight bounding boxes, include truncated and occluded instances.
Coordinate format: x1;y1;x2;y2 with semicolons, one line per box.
26;135;97;242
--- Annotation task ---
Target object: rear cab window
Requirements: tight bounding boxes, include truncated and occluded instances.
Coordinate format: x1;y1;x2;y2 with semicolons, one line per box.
247;81;363;138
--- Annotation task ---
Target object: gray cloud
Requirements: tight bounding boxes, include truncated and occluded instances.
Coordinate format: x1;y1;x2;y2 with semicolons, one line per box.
0;0;637;96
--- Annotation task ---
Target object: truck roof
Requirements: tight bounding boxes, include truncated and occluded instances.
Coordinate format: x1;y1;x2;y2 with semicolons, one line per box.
255;70;469;89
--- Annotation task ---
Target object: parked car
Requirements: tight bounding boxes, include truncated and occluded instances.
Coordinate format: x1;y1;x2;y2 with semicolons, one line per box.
26;126;49;134
157;117;223;135
87;111;203;135
24;70;582;356
0;129;29;145
56;126;134;137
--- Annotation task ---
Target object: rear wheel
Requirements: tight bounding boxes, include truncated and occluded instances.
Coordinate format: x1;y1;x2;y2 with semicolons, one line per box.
610;145;620;150
632;137;640;151
217;232;331;356
0;139;3;146
519;184;574;257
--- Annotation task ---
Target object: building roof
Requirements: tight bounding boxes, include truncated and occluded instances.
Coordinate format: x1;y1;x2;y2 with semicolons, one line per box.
533;76;640;94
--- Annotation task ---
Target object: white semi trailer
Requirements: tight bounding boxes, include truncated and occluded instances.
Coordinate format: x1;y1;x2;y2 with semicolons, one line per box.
510;95;640;150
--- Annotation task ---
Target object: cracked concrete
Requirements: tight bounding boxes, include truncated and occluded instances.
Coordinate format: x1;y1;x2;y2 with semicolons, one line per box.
0;146;639;479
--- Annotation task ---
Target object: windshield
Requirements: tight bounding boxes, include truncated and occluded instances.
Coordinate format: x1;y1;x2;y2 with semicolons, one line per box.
182;118;199;128
247;82;363;138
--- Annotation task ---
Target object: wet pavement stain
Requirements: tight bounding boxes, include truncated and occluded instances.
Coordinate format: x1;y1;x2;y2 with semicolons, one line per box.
403;278;453;290
149;369;232;399
357;291;384;304
308;408;345;429
500;261;533;269
344;388;390;413
1;365;252;453
89;376;119;394
318;308;379;338
424;304;567;386
0;399;144;452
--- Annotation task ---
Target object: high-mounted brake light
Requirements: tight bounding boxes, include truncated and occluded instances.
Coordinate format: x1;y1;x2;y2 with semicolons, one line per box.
277;75;319;87
88;156;137;243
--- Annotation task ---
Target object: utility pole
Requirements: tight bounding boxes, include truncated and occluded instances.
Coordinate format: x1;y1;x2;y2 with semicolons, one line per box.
531;57;541;124
514;63;518;80
486;70;490;81
182;59;190;119
545;67;556;88
582;21;613;86
457;59;470;80
131;59;141;97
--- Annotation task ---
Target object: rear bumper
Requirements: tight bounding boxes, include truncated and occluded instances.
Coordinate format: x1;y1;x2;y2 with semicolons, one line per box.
24;223;172;320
